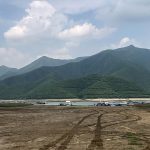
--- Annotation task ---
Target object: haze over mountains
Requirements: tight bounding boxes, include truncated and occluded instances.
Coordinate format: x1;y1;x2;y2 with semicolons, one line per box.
1;45;150;99
0;66;17;77
0;56;87;80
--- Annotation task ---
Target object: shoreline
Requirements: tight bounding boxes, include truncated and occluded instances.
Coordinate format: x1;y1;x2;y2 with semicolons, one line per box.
0;98;150;103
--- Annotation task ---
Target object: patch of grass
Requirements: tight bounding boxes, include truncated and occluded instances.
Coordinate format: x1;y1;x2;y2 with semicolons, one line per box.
0;103;32;107
135;104;150;112
123;132;143;146
135;104;150;108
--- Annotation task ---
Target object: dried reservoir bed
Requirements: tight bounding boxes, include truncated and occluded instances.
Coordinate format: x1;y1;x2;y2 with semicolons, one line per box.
0;106;150;150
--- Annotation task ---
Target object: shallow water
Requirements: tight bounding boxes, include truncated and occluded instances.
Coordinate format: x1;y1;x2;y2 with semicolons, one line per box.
45;101;98;106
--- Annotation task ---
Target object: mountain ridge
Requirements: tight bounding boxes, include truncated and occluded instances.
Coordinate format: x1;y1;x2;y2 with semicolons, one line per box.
1;45;150;99
0;65;18;77
0;56;88;80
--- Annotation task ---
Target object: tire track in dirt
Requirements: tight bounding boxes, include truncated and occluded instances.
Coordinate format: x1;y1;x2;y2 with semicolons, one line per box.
85;110;126;149
101;111;150;150
101;112;150;150
139;136;150;150
102;115;142;129
86;110;142;150
57;111;100;150
82;111;129;129
39;110;98;150
40;109;145;150
86;113;104;150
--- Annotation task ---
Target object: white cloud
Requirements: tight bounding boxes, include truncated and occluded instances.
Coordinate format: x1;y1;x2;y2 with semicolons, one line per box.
0;48;30;68
49;0;150;22
2;0;119;68
96;0;150;23
119;37;135;47
4;0;68;40
49;0;105;14
4;26;28;40
115;0;150;22
59;23;116;39
112;37;138;49
4;1;116;42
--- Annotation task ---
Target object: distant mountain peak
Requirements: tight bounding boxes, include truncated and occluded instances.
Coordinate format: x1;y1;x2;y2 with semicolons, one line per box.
0;65;17;69
116;45;137;52
0;65;8;68
35;56;61;62
38;56;66;61
127;45;136;48
40;56;48;58
0;65;18;77
38;56;51;60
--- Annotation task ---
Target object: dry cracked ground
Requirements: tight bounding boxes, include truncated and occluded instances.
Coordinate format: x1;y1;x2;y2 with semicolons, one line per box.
0;105;150;150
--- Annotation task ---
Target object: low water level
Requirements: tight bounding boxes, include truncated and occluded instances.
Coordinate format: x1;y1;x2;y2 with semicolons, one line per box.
45;101;98;106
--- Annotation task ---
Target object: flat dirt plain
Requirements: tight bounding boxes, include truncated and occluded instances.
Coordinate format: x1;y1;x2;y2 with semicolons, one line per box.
0;105;150;150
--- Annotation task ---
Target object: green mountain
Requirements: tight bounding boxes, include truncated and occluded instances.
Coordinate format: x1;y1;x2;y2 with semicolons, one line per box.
0;65;17;77
46;45;150;90
0;75;147;99
0;56;87;80
19;56;87;74
113;45;150;71
1;45;150;99
27;75;146;99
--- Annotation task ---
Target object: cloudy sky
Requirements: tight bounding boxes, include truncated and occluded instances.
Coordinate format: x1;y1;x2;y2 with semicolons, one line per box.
0;0;150;68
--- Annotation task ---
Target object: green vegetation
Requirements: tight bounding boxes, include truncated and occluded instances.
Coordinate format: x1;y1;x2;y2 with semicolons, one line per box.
0;103;32;107
135;104;150;111
123;132;143;146
0;65;17;77
0;74;148;99
0;56;87;80
1;46;150;99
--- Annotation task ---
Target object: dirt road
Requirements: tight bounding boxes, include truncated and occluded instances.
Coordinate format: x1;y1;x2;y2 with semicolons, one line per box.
0;106;149;150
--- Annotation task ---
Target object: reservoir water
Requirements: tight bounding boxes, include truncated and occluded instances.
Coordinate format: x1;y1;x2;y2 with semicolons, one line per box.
45;101;98;106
